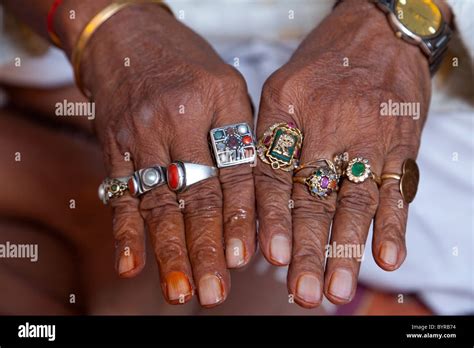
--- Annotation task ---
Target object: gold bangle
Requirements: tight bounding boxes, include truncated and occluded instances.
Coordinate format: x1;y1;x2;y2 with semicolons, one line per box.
71;0;173;98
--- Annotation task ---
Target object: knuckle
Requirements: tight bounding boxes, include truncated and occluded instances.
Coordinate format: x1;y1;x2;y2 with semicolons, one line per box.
139;188;180;224
189;243;221;265
111;195;139;212
214;66;248;94
180;179;222;217
113;222;141;242
159;86;200;117
338;184;379;216
111;200;142;240
254;162;293;187
113;127;133;153
219;165;253;188
380;182;404;206
101;134;129;174
377;219;405;240
388;142;418;160
152;232;187;265
257;192;291;222
377;195;407;237
292;244;325;270
224;211;254;232
261;68;299;106
293;195;336;221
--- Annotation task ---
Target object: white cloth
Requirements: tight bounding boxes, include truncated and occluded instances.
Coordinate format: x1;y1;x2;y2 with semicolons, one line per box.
447;0;474;63
360;109;474;315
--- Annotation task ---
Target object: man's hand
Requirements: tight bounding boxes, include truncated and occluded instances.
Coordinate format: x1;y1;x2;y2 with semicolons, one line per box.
79;4;256;307
255;0;431;308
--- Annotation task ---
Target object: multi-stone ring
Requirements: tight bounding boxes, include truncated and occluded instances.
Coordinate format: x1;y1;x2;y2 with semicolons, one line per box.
209;122;256;168
99;165;167;204
293;159;340;198
99;160;218;203
98;177;129;205
257;122;303;171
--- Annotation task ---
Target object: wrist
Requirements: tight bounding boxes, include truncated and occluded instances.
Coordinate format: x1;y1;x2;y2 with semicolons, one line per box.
301;0;429;76
55;1;174;97
54;0;113;57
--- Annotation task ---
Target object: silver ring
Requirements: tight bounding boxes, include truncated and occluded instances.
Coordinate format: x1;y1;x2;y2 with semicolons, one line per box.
98;177;129;205
167;161;218;192
209;122;256;168
128;165;167;196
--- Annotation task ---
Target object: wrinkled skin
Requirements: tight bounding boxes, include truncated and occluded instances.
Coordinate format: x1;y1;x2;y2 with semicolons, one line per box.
255;0;431;308
79;5;256;307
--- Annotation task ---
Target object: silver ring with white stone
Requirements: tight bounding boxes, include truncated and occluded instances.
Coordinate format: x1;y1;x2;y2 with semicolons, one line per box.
128;165;167;196
167;161;218;193
209;122;256;168
98;177;129;205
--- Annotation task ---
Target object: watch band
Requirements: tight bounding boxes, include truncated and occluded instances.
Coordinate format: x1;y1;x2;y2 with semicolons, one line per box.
335;0;452;75
373;0;452;75
424;25;452;74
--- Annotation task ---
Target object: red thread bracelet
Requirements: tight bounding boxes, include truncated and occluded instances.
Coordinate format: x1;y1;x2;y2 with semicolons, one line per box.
47;0;63;47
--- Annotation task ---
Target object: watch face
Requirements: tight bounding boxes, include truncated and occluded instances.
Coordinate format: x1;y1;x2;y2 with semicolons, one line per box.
395;0;442;37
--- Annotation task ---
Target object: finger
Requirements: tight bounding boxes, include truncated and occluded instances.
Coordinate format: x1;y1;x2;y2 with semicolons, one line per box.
171;122;230;308
254;79;297;266
212;73;256;268
324;147;383;304
287;134;339;308
134;134;195;305
104;138;146;278
372;147;414;271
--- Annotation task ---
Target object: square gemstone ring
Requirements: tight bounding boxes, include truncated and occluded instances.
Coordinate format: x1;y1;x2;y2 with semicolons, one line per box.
210;123;256;168
257;122;303;171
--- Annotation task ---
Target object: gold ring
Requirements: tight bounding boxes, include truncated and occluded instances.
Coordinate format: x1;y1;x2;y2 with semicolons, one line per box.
257;122;303;171
294;159;329;174
293;159;339;198
381;173;402;181
380;159;420;203
345;157;380;186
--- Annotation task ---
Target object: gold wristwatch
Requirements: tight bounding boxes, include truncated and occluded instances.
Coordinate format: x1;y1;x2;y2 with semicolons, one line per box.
372;0;452;74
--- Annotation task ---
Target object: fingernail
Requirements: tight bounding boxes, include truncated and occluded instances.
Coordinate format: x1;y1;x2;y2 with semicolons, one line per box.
328;269;353;300
166;271;192;302
198;274;223;306
379;241;398;266
226;238;245;268
270;234;291;265
296;274;321;304
118;252;135;275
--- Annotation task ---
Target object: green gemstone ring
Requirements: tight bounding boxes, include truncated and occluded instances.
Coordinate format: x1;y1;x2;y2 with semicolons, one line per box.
345;157;380;185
